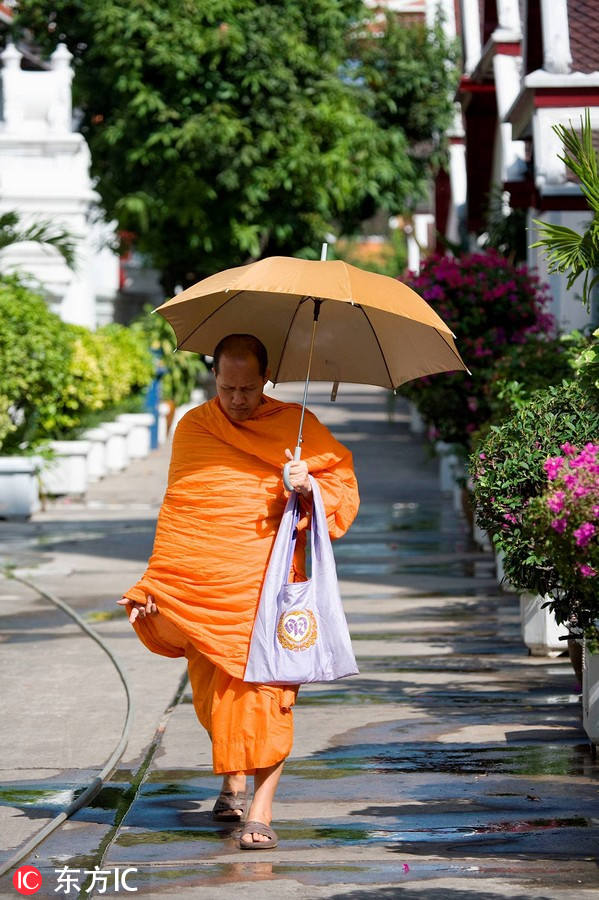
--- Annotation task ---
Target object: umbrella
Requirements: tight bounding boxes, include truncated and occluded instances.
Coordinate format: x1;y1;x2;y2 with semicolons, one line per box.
153;246;470;488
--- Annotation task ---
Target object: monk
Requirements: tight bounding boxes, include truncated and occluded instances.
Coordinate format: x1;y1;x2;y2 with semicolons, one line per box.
117;333;359;850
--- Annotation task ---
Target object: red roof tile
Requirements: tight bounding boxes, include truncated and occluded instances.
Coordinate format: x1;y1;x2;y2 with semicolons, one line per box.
568;0;599;73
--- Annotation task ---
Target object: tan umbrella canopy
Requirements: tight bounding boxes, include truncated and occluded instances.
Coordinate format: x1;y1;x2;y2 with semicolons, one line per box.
155;251;469;487
156;254;468;389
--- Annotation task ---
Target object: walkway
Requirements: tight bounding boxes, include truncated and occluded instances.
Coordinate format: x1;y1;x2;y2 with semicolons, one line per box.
0;384;597;899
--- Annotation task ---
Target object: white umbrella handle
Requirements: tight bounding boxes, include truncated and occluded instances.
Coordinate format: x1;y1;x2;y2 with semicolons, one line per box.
283;445;302;492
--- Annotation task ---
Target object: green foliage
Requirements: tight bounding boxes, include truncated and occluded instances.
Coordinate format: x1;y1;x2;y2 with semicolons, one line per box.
94;324;155;407
0;275;74;452
0;210;77;269
15;1;458;291
470;378;599;607
479;330;589;433
131;306;207;407
0;275;154;452
571;327;599;394
348;11;458;180
530;109;599;309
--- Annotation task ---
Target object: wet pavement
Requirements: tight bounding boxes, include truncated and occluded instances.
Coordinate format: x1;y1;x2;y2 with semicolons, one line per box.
1;384;598;899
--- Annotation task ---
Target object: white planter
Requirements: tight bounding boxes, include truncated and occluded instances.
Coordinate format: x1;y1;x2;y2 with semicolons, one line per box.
582;640;599;745
495;547;517;592
81;426;109;481
41;440;91;496
472;520;492;551
520;593;569;656
409;402;426;434
435;442;462;494
117;413;153;459
102;421;130;472
158;401;170;446
0;457;41;519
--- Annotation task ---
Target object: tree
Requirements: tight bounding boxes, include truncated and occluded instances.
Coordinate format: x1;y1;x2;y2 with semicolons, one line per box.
15;1;457;292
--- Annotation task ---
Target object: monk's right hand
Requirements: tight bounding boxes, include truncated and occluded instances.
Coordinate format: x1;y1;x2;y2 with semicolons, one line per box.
116;594;158;624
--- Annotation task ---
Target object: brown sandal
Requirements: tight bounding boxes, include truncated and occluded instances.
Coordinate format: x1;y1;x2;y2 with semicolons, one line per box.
212;789;249;821
239;820;279;850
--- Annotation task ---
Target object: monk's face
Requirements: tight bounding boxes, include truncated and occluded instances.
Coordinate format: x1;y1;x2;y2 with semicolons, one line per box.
215;353;269;422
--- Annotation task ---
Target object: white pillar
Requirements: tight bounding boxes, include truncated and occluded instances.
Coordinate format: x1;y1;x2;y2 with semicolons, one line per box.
460;0;482;72
492;54;527;180
446;139;467;245
496;0;521;33
540;0;572;74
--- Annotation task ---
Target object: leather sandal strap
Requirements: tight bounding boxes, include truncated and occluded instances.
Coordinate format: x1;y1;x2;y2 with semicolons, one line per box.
213;790;248;812
242;820;277;841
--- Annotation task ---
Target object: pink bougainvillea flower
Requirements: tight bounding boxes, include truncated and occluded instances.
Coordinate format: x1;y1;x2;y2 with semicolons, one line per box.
546;491;565;513
543;457;564;480
563;473;578;489
551;517;568;534
573;522;596;548
579;563;597;578
593;505;599;518
479;452;486;460
560;442;577;456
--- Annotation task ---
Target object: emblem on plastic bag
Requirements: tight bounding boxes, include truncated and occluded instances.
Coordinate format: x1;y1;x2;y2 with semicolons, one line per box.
276;609;318;651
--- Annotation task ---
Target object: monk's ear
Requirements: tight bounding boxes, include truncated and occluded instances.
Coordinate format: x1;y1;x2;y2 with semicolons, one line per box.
263;367;271;385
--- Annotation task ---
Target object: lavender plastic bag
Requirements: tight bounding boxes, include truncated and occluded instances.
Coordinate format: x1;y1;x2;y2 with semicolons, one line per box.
244;475;358;685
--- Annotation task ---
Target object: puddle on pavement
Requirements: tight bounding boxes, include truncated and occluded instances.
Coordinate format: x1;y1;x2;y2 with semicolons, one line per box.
284;742;599;779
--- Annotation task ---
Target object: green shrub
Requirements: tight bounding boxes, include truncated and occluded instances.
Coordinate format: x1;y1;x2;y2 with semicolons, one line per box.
0;275;74;452
0;275;155;452
475;330;590;441
131;305;207;407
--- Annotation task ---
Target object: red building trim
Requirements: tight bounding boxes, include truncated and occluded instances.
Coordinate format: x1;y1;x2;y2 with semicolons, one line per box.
535;88;599;107
494;42;521;56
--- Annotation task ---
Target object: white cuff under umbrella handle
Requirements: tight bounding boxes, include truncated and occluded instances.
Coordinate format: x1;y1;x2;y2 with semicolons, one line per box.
283;446;302;492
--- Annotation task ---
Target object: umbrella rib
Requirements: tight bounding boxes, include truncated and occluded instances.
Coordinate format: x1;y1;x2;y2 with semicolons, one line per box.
271;296;306;385
359;306;394;390
433;327;471;374
174;290;245;350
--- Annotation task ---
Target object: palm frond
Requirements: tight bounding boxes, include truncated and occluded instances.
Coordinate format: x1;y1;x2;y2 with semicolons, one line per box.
0;211;78;268
553;110;599;213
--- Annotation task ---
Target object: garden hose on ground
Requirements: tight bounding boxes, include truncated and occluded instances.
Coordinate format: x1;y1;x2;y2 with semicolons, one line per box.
0;574;134;879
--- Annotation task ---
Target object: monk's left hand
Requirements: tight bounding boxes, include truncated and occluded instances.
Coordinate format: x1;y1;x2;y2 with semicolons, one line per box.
284;448;312;497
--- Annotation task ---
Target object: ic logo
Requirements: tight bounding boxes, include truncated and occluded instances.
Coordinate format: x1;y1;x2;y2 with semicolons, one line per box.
12;866;42;895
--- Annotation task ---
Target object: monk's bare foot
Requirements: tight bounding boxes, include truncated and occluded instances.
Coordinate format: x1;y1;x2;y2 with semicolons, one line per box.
241;804;272;844
214;773;248;820
116;594;158;624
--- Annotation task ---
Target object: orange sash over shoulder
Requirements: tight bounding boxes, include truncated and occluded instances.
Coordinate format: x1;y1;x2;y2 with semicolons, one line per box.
123;394;359;678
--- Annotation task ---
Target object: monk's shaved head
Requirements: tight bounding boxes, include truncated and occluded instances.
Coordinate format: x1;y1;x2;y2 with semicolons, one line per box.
213;334;268;376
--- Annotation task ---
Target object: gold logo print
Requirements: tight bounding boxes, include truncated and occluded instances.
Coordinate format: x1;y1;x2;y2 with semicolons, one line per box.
277;609;318;651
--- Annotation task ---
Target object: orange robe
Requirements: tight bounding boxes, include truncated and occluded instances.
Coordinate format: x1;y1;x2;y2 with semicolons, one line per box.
122;394;359;774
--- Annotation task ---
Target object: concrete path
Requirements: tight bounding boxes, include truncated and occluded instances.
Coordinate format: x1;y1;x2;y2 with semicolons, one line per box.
1;385;598;899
